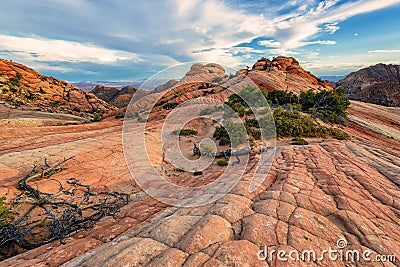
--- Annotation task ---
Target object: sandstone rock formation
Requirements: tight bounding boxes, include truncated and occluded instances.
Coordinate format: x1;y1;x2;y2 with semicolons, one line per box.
1;58;400;266
336;63;400;107
0;59;114;118
244;56;333;94
1;98;399;266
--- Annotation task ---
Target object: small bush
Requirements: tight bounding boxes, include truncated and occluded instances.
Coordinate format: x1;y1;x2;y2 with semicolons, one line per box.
9;77;20;87
0;196;12;226
292;137;309;145
200;108;213;116
10;87;17;93
173;128;198;136
163;102;178;110
194;170;203;176
2;88;8;94
200;144;214;157
50;100;61;107
217;159;228;166
26;90;37;101
16;72;22;80
229;73;237;79
218;136;230;146
115;113;125;119
212;77;223;83
214;126;229;140
72;107;81;113
330;128;350;140
93;113;101;122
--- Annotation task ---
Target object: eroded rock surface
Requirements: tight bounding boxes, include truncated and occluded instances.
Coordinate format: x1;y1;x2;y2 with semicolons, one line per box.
1;100;399;266
0;59;114;117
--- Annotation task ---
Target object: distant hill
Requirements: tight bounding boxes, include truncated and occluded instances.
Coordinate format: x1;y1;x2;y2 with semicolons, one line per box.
90;85;139;108
72;81;145;92
319;75;345;82
0;59;114;118
336;63;400;107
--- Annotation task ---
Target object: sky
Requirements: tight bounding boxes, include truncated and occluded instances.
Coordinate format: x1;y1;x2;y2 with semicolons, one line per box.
0;0;399;82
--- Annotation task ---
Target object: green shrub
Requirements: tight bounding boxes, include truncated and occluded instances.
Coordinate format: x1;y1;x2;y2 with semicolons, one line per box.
16;72;22;80
218;136;230;146
26;90;38;101
0;196;12;226
50;100;61;107
203;89;216;95
329;128;350;140
245;118;260;128
292;137;309;145
194;171;203;176
300;87;349;117
273;108;329;138
93;113;101;122
163;102;178;110
10;87;17;93
213;126;228;140
115;113;125;119
200;144;214;157
2;88;8;94
266;90;299;105
212;77;223;83
173;128;198;136
217;159;228;166
200;108;213;116
9;77;20;87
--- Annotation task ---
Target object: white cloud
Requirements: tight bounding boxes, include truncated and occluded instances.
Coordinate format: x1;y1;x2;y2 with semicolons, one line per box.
303;40;337;45
368;50;400;53
0;35;142;63
273;0;400;50
324;23;340;34
0;0;399;78
258;40;281;48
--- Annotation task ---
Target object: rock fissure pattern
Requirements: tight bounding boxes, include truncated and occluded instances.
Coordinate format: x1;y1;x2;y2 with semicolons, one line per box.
1;101;400;266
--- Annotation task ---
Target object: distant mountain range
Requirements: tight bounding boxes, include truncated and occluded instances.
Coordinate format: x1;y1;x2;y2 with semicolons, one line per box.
336;63;400;107
319;75;346;82
72;81;145;92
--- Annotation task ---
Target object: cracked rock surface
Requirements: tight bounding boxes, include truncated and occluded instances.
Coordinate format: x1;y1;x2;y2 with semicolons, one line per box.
1;101;400;267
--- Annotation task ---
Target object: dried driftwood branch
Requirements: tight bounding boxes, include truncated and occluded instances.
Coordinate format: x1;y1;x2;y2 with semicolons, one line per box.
0;158;129;260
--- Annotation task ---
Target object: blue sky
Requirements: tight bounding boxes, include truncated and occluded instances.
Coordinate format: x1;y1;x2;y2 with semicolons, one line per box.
0;0;399;81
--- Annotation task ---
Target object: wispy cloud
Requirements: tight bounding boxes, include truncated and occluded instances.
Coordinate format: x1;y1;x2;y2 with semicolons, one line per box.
273;0;400;50
0;0;399;80
0;35;142;63
368;50;400;53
